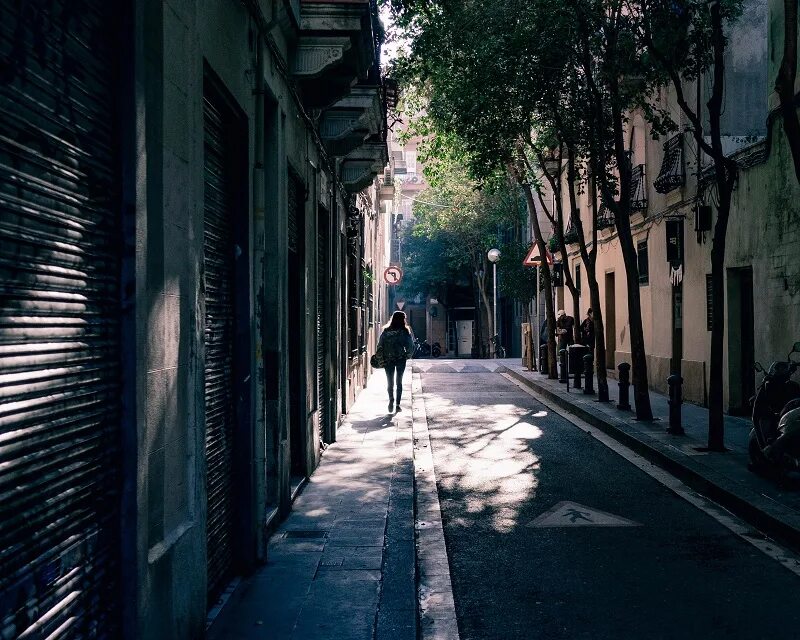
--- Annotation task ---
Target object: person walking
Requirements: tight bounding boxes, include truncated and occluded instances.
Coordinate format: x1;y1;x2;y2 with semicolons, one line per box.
580;308;595;351
378;311;415;413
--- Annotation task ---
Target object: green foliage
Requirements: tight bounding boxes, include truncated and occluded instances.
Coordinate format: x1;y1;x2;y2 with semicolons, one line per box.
397;231;466;299
497;241;538;307
410;160;525;273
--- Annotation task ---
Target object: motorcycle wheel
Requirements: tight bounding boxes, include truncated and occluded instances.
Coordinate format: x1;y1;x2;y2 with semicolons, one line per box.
432;345;441;358
747;429;769;475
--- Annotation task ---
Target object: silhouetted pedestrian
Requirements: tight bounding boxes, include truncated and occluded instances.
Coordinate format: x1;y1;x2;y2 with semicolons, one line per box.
377;311;415;413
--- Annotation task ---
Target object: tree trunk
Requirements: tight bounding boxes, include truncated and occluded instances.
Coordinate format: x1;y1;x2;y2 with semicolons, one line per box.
609;104;653;420
706;0;734;451
577;32;652;419
476;268;493;357
520;183;558;378
707;198;730;450
777;0;800;183
564;150;608;396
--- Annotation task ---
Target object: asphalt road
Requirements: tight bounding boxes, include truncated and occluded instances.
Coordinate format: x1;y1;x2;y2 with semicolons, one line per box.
416;361;800;640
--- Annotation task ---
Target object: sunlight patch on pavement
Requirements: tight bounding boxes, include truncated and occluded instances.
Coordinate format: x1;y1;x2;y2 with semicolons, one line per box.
426;400;543;533
499;423;543;440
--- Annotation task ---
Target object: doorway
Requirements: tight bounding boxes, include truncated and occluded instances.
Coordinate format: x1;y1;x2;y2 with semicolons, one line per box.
287;171;306;479
727;267;755;415
457;320;474;357
605;272;616;369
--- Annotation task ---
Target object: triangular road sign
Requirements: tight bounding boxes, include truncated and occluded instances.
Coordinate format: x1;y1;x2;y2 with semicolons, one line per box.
526;501;641;528
523;243;553;267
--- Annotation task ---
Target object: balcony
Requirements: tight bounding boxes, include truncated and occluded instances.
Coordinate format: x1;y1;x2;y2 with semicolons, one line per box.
630;164;648;211
293;0;381;109
341;142;388;193
319;85;384;157
597;202;616;230
653;134;685;194
563;219;579;245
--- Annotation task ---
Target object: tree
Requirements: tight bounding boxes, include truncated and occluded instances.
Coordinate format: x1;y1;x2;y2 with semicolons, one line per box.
497;240;539;368
776;0;800;183
387;0;579;378
408;159;526;353
397;231;466;301
638;0;744;448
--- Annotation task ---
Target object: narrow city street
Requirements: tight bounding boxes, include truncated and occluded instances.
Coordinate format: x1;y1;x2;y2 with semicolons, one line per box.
414;360;800;640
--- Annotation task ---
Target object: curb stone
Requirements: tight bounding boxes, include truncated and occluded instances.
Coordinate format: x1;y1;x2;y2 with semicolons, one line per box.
411;372;461;640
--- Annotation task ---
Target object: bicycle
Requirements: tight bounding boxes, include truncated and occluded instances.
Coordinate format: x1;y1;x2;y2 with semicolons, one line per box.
491;334;506;359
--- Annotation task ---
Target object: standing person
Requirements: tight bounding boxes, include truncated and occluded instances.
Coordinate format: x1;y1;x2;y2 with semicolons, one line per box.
580;308;595;351
378;311;415;413
556;309;574;352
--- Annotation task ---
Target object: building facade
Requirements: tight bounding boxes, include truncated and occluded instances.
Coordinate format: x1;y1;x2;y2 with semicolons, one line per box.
0;0;389;638
540;0;800;410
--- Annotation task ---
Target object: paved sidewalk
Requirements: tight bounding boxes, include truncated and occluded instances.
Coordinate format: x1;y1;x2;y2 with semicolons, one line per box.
497;360;800;550
208;373;417;640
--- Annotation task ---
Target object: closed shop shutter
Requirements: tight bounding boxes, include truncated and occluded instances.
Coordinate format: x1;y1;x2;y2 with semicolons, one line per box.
288;174;300;255
203;89;236;603
0;1;122;636
317;213;328;441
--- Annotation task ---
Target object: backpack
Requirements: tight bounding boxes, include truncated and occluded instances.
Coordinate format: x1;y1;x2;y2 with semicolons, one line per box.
382;330;408;364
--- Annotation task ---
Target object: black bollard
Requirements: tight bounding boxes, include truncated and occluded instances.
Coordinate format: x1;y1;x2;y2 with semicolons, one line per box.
667;374;685;435
559;349;568;384
539;344;548;376
583;353;595;395
617;362;631;410
572;348;583;389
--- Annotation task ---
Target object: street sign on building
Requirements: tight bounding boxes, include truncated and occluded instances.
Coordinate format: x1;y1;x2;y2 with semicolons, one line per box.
384;265;403;285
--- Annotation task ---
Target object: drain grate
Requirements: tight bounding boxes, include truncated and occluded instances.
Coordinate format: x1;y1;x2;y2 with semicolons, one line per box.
284;530;328;539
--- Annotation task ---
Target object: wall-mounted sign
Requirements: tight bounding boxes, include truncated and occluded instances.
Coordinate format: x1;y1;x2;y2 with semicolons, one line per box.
384;266;403;285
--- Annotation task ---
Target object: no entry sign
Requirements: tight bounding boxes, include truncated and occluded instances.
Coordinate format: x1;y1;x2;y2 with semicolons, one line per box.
384;266;403;285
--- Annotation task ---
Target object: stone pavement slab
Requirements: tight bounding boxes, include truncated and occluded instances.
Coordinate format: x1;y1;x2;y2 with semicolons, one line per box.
208;373;417;640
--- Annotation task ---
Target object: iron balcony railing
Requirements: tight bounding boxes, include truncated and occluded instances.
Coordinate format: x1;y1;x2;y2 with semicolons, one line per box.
653;134;685;194
630;164;648;210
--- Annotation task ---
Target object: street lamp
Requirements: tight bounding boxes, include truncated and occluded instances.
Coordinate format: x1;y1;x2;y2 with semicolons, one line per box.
487;248;501;357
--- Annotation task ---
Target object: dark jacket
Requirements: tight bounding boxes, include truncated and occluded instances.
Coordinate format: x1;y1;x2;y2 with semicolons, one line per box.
580;317;595;349
378;329;414;366
556;315;575;349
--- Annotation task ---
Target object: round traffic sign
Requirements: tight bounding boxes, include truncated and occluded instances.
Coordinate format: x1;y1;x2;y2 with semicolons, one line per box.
384;265;403;285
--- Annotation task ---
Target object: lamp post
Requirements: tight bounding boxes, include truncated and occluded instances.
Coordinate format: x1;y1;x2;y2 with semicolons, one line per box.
487;248;501;357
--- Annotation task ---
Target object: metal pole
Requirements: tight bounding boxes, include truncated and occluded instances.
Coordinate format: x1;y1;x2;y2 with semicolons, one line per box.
535;264;539;348
493;261;498;356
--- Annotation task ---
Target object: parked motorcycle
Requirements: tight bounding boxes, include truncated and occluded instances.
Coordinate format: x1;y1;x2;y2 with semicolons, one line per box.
414;338;432;358
748;341;800;477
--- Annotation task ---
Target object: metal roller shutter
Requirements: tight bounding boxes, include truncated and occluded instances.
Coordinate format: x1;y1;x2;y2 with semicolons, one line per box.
287;174;299;255
0;1;122;636
316;214;328;441
203;90;236;604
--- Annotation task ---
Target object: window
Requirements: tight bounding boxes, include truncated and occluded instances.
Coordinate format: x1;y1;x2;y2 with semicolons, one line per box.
637;241;649;285
706;274;713;331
